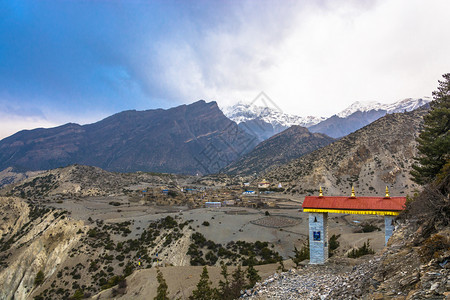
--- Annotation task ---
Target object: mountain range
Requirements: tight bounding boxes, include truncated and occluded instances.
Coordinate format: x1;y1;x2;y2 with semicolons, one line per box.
0;100;258;175
224;98;431;139
222;102;325;141
308;98;431;138
0;97;431;176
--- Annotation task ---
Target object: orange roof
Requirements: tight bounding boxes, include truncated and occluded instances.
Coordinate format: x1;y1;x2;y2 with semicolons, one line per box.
302;196;406;212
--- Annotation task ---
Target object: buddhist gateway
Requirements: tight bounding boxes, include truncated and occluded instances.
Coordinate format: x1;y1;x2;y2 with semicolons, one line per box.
302;186;406;264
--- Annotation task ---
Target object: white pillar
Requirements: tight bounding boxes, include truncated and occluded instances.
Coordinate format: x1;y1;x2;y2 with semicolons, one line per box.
308;212;328;264
384;215;395;245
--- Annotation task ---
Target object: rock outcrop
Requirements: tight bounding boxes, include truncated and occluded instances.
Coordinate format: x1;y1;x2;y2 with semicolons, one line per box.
0;197;86;300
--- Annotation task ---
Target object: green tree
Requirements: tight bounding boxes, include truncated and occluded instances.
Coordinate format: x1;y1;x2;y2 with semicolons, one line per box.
328;234;341;257
34;270;45;286
229;265;246;298
291;239;309;268
218;263;233;300
347;239;375;258
154;268;169;300
411;73;450;184
277;256;287;272
246;260;261;288
189;266;218;300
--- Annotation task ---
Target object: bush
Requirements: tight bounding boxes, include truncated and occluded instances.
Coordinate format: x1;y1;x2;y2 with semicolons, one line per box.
70;289;84;300
347;240;375;258
361;223;380;233
202;221;210;226
329;234;340;251
291;240;309;267
34;270;45;286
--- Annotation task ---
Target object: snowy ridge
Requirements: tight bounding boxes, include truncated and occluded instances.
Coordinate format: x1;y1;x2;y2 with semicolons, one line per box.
221;102;326;128
336;97;431;118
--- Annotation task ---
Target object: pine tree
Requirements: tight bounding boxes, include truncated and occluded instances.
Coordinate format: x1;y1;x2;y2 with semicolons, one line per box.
246;260;261;288
218;262;233;300
230;265;246;298
277;256;287;272
411;73;450;184
189;266;219;300
154;268;169;300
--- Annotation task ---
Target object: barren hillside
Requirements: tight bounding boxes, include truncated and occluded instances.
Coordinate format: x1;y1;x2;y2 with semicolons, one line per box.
262;108;428;196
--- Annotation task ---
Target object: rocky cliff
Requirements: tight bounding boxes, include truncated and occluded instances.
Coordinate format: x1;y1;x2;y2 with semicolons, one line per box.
0;197;85;300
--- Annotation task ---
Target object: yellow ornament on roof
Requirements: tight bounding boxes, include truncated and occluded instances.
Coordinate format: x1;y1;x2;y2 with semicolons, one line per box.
351;186;356;198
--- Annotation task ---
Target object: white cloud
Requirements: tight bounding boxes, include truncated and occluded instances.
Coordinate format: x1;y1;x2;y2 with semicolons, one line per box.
0;102;107;140
0;113;58;140
149;0;450;117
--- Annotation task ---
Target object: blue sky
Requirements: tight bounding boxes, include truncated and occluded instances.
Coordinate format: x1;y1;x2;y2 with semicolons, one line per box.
1;0;450;139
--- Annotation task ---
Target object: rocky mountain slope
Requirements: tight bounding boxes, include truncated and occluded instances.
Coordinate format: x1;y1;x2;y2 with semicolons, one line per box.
262;108;428;196
0;164;191;199
0;100;258;175
0;167;44;188
309;98;431;138
222;102;325;141
222;126;335;175
248;175;450;300
0;197;86;300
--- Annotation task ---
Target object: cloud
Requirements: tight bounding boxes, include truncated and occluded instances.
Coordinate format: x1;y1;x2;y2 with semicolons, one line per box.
0;99;107;140
0;101;57;139
1;0;449;130
141;0;450;117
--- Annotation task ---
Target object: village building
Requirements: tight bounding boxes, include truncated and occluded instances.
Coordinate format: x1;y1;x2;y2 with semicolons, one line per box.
302;186;406;264
223;200;235;206
205;201;221;208
258;179;270;189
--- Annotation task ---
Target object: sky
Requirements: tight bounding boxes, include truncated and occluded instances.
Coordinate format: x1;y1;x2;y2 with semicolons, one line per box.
1;0;450;139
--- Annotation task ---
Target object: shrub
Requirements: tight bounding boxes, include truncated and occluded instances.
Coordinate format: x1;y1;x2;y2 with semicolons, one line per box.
154;268;169;300
34;270;45;286
327;233;341;258
70;289;84;300
347;240;375;258
361;223;380;233
202;221;210;226
291;241;309;267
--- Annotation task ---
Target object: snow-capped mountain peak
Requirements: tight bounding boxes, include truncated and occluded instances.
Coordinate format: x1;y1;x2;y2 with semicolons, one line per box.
336;97;431;118
221;102;325;128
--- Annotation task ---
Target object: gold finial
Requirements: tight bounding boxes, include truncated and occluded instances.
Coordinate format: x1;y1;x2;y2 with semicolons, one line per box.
351;186;355;198
385;186;390;198
319;186;323;197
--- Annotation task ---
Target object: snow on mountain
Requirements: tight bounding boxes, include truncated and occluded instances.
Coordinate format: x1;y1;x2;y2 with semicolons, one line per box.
222;102;325;128
336;98;432;118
